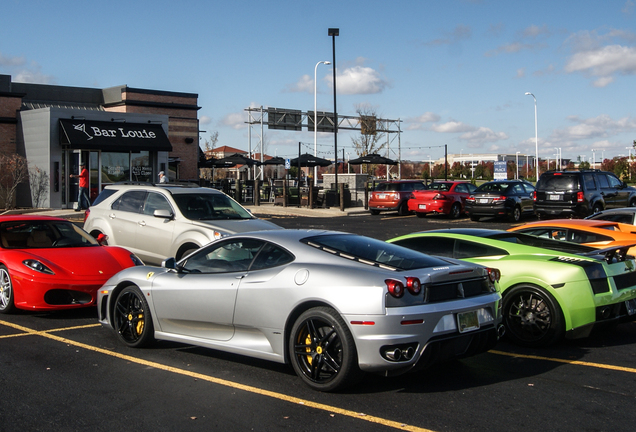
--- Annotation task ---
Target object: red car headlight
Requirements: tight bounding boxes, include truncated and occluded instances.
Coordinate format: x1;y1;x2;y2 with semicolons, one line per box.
23;259;55;275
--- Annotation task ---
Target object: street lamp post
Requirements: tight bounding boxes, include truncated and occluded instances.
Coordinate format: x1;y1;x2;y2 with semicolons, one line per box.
627;147;633;181
591;149;595;169
313;60;331;186
525;92;538;181
515;151;520;179
328;28;339;195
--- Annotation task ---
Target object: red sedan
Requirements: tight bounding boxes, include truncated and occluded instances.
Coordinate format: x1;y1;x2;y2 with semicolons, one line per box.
0;215;142;313
408;181;477;218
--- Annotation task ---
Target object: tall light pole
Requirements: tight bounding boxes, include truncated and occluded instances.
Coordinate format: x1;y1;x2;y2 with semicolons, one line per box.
314;60;330;186
525;92;538;181
591;149;595;169
627;146;633;181
328;28;339;193
516;151;520;179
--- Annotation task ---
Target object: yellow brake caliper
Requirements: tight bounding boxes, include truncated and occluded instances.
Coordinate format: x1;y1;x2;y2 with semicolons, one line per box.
129;312;144;335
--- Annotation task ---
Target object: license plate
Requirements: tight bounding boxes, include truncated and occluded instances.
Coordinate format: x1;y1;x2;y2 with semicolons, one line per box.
479;198;489;204
549;194;561;201
626;299;636;316
418;204;426;209
457;310;480;333
378;194;386;199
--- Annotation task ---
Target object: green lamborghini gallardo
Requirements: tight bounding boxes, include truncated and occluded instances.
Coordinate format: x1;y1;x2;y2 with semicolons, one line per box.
389;228;636;347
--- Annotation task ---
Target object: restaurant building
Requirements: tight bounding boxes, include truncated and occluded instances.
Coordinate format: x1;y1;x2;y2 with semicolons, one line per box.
0;74;200;209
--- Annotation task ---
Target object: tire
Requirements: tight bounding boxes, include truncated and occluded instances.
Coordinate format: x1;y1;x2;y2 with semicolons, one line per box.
592;203;603;214
449;203;461;219
502;285;564;347
469;214;480;222
509;205;522;222
289;307;362;392
629;199;636;207
0;265;16;314
397;201;409;216
177;244;199;261
113;285;155;348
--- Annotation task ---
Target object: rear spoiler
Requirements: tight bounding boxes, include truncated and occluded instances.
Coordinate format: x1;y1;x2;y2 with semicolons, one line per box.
580;243;636;264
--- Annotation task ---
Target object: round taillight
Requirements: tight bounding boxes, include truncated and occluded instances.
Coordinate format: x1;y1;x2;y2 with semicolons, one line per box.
487;268;501;282
405;277;421;295
386;279;405;298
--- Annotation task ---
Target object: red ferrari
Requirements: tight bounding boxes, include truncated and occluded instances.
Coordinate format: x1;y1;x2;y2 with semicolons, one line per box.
0;215;142;313
407;181;477;219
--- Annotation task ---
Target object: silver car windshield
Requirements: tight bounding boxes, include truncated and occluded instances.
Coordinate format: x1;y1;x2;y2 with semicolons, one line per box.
172;193;253;221
303;234;452;271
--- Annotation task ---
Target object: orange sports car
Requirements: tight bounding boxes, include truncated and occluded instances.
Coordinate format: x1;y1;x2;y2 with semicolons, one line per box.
508;219;636;255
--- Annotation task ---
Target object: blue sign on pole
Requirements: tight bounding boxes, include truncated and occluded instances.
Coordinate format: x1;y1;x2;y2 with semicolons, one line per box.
494;161;507;180
285;158;290;169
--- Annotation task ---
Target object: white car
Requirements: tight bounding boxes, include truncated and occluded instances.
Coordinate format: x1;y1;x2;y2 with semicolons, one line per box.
84;184;280;264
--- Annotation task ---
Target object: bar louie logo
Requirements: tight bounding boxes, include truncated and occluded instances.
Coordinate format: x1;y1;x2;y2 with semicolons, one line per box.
72;123;158;141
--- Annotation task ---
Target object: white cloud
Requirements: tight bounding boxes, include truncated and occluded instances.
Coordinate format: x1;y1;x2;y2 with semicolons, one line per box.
199;115;212;125
327;65;389;95
0;52;55;84
459;127;508;144
551;114;636;142
430;121;475;133
222;111;247;130
565;44;636;81
424;25;472;46
284;74;314;93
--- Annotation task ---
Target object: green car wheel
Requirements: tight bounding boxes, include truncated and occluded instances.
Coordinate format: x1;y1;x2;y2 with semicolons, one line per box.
502;285;564;347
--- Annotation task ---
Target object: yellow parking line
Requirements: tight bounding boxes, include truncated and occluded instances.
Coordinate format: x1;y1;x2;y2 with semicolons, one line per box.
0;319;434;432
489;350;636;374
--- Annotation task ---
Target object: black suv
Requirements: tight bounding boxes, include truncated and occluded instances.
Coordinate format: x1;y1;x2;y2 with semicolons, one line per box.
534;170;636;219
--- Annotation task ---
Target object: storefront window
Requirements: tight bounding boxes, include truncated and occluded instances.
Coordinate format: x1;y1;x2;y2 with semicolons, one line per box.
131;151;152;182
101;152;130;184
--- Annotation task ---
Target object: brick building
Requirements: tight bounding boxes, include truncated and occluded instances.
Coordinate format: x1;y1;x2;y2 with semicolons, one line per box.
0;74;200;208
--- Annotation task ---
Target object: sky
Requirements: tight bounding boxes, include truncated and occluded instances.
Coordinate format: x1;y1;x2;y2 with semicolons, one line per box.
2;0;636;166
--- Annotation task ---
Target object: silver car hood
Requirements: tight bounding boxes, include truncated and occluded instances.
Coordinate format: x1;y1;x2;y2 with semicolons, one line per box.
192;218;281;234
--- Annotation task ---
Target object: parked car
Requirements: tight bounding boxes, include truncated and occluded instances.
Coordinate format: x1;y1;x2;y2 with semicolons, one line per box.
508;219;636;256
97;229;503;391
586;207;636;225
0;215;142;313
389;229;636;347
465;180;535;222
407;181;477;219
368;180;427;215
534;170;636;219
83;184;281;265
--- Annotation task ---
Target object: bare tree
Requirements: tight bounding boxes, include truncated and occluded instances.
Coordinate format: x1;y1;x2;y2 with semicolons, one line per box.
29;166;49;208
350;105;387;174
0;153;29;209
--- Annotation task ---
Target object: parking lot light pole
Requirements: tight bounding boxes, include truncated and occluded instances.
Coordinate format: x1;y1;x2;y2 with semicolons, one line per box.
314;60;330;186
328;28;339;195
525;92;538;181
516;151;520;179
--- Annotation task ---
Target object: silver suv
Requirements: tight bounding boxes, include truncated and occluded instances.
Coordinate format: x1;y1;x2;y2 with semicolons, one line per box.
83;184;281;264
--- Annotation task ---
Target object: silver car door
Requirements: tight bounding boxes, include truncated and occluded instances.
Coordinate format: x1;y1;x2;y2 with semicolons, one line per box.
136;192;176;265
149;238;263;341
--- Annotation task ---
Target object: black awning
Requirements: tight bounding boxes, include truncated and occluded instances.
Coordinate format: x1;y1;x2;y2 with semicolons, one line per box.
59;119;173;152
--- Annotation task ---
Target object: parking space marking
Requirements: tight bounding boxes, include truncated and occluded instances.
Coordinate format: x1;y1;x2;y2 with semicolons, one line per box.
490;349;636;374
0;319;435;432
0;322;100;339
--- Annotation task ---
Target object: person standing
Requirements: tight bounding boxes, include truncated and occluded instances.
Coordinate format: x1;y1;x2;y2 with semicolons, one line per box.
158;171;168;183
70;162;90;211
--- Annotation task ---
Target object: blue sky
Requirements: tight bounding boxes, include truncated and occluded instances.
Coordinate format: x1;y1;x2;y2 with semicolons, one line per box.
2;0;636;165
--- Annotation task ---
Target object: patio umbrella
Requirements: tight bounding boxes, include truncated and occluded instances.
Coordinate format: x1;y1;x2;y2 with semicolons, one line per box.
262;156;286;165
290;153;332;167
348;153;397;165
214;153;260;168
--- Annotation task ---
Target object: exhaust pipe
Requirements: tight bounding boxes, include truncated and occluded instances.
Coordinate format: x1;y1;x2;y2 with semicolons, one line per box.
497;324;506;338
385;348;402;361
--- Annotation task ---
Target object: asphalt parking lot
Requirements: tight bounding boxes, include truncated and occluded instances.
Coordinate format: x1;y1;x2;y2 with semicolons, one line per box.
2;209;636;431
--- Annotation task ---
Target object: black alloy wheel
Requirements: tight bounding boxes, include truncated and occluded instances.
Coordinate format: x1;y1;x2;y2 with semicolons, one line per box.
502;285;564;347
113;285;155;348
509;205;522;222
289;307;362;392
449;203;462;219
397;201;409;216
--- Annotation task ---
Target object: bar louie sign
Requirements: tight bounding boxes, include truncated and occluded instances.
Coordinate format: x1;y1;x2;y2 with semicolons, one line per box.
59;118;173;152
